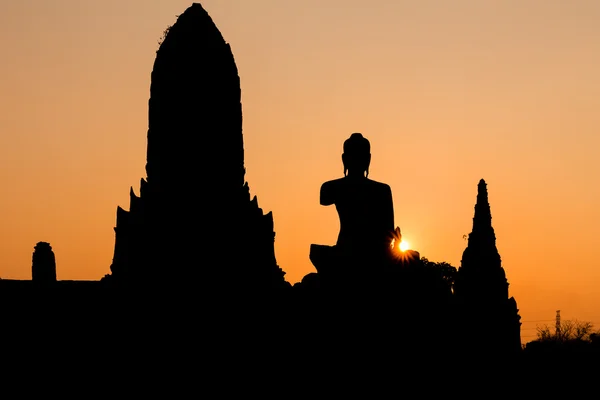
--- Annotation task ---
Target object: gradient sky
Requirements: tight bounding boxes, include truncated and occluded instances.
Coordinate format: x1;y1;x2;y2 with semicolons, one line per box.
1;0;599;343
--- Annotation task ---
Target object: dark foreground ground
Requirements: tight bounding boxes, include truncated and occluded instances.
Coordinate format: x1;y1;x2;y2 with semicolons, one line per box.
1;280;597;394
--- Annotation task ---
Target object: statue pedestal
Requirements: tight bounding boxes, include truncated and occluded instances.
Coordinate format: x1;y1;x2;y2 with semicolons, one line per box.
308;243;423;288
309;243;393;286
309;244;340;275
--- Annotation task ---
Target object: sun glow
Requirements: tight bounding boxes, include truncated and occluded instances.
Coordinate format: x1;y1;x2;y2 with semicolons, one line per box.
399;240;410;252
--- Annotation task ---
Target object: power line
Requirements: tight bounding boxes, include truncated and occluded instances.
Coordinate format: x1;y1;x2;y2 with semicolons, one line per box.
521;320;554;323
521;319;598;324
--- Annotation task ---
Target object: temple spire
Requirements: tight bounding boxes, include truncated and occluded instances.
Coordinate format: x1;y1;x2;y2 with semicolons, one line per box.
454;178;521;355
474;179;491;230
146;2;245;192
466;179;497;250
107;3;287;290
460;178;501;272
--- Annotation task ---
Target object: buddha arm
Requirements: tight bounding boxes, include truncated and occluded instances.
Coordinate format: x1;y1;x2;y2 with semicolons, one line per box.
385;185;394;233
320;181;336;206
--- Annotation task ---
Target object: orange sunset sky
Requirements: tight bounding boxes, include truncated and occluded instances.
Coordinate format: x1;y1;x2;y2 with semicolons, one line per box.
1;0;600;342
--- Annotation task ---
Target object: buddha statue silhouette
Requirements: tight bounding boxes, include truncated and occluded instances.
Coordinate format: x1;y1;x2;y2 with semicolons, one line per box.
310;133;399;279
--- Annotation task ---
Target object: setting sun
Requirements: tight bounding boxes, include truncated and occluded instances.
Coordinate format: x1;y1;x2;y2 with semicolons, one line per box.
399;241;410;252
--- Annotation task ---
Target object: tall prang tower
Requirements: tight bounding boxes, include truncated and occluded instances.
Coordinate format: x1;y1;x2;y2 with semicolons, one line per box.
107;3;288;291
454;179;521;356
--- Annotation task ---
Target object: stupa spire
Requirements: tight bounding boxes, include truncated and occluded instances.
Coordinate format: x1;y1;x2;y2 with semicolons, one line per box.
459;178;501;273
467;179;497;250
454;178;521;355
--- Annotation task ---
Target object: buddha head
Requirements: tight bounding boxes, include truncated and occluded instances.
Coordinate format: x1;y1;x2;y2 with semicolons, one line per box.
342;133;371;177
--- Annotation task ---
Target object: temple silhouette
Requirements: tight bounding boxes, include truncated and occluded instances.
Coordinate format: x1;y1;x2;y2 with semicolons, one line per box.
0;3;526;371
103;4;287;292
454;179;522;358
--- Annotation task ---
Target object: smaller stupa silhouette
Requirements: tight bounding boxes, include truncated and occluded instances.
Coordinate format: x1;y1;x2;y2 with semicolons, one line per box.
32;242;56;283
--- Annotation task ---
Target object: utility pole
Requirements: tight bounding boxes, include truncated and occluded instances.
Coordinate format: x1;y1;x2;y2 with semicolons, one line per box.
555;310;561;339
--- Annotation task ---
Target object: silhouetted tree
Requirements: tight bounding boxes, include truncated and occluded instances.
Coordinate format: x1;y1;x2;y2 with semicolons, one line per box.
156;14;181;48
420;257;457;292
157;24;172;48
536;319;597;343
524;319;600;364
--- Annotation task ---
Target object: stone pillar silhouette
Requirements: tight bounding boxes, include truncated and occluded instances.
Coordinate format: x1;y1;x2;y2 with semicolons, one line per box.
32;242;57;282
